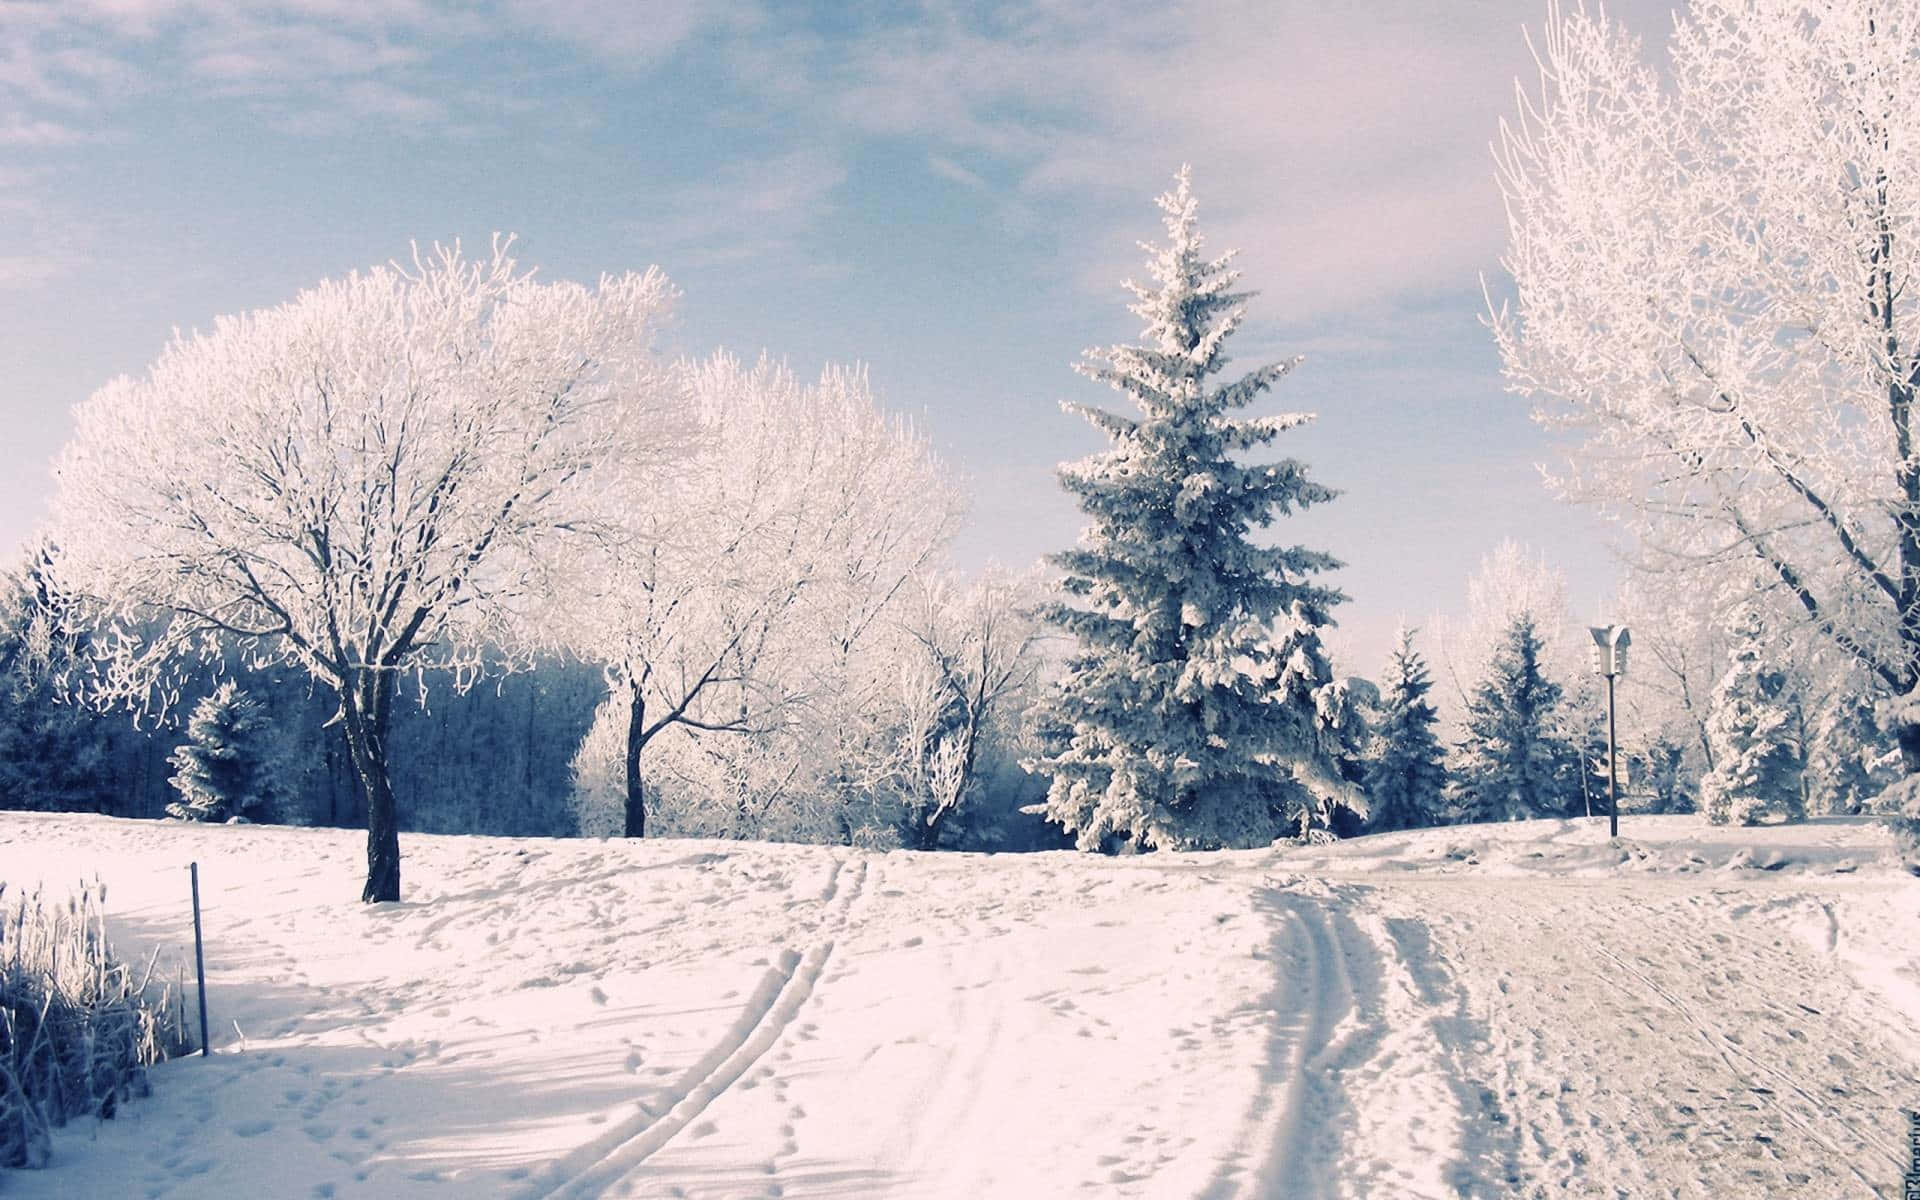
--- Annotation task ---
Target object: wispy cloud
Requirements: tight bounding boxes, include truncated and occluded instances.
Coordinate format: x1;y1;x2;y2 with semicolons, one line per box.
623;147;849;271
0;117;99;147
927;155;991;193
503;0;760;65
708;0;1678;322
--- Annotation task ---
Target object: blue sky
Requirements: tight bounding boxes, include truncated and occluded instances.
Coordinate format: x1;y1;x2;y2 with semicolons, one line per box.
0;0;1677;675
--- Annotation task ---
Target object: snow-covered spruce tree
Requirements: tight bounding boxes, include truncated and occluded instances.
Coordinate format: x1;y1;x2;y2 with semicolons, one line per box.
165;681;281;823
1446;613;1575;824
1267;601;1370;838
1632;733;1693;815
1701;605;1806;826
0;552;110;814
1366;627;1446;832
1024;168;1352;851
1807;689;1895;816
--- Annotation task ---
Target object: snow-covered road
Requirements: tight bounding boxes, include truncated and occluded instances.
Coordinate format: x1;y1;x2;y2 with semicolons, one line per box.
0;814;1914;1198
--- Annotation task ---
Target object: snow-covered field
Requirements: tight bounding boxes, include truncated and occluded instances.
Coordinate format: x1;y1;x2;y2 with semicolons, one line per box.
1;813;1915;1199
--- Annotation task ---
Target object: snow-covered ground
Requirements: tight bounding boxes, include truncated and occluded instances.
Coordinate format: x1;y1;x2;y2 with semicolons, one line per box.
1;813;1915;1198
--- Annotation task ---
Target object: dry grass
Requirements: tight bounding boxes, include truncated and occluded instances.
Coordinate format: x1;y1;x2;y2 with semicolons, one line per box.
0;880;191;1168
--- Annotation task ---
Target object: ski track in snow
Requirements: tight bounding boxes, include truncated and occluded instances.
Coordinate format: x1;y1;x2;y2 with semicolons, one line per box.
0;814;1915;1198
524;856;873;1199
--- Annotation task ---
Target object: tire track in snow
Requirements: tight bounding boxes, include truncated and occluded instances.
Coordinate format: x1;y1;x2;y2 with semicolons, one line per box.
519;855;871;1200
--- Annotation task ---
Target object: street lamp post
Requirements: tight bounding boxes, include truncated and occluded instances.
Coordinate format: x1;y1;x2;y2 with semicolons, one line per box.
1588;624;1631;839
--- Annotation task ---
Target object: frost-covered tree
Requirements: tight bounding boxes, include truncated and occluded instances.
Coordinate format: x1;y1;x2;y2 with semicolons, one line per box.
1448;613;1576;824
1025;168;1348;851
1366;627;1447;832
1701;605;1806;826
1431;540;1579;721
1491;1;1920;849
1559;672;1613;821
166;682;281;823
45;240;682;900
888;569;1045;850
556;353;958;839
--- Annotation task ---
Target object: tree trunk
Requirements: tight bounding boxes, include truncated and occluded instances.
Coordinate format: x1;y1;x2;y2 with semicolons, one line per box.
624;678;646;838
342;667;401;903
915;808;944;851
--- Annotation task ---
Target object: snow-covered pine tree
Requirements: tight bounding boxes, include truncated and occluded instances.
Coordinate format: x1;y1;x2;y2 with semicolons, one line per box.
1269;601;1370;838
1807;689;1893;816
1024;167;1347;851
1558;676;1610;821
1446;613;1574;824
166;682;281;823
0;555;110;813
1365;627;1446;832
1633;733;1693;815
1700;605;1805;826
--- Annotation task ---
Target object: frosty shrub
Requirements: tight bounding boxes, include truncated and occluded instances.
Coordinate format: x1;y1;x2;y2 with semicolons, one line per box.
1880;689;1920;873
166;682;282;823
0;881;190;1168
567;691;628;839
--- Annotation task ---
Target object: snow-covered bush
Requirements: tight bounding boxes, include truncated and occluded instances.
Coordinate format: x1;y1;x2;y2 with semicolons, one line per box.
567;690;628;839
165;682;282;823
0;881;190;1168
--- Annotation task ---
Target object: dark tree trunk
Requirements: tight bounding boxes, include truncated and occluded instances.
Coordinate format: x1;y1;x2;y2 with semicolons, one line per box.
1897;719;1920;777
341;667;401;902
624;678;646;839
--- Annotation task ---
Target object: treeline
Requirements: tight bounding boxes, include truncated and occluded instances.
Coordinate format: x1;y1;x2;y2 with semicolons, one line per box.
9;533;1897;851
0;559;1063;850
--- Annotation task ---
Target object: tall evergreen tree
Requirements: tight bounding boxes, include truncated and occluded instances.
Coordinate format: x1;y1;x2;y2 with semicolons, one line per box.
1701;605;1806;826
166;682;282;823
1366;627;1446;832
1447;613;1574;824
1025;168;1347;851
